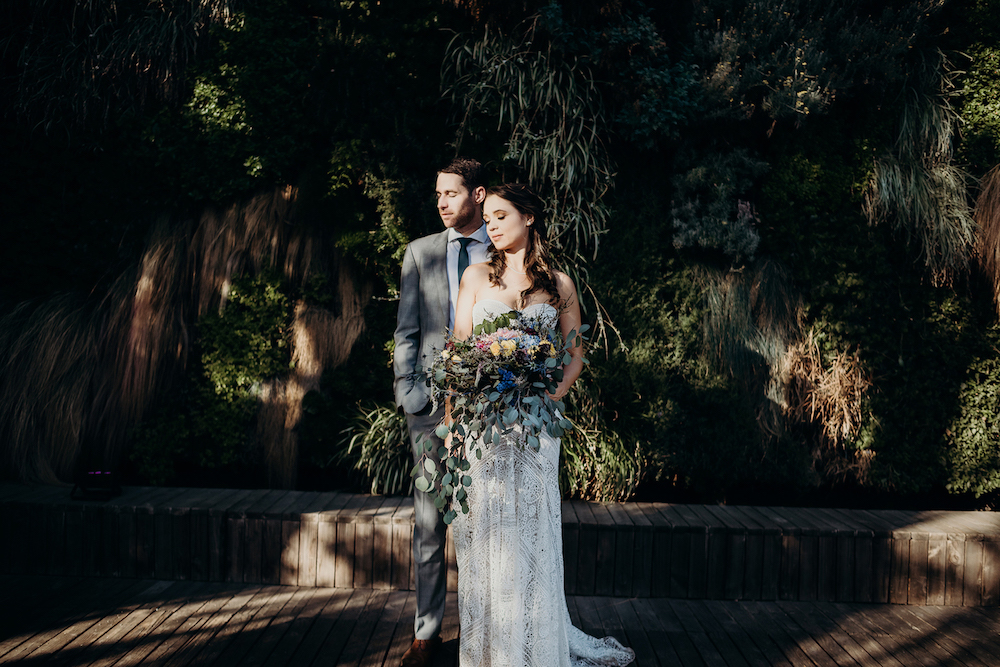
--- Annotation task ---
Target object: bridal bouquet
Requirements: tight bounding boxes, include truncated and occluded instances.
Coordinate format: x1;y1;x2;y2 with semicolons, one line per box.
412;309;587;524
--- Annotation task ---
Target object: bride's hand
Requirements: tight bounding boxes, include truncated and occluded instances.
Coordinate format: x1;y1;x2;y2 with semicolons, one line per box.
444;430;464;456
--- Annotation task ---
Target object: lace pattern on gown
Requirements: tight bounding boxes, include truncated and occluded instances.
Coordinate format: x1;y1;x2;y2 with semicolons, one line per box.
452;299;634;667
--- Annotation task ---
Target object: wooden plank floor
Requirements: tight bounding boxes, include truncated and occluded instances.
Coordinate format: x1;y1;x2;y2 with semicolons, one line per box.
4;576;1000;666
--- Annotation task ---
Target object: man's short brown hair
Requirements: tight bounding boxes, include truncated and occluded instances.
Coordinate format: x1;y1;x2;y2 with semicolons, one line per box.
438;156;486;192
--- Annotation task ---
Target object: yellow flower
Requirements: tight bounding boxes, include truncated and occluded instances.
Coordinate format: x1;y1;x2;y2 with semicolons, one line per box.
441;349;450;359
489;341;502;356
451;355;462;363
500;339;517;354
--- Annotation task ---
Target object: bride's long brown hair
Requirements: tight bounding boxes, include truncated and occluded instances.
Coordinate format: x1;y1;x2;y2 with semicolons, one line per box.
486;183;560;307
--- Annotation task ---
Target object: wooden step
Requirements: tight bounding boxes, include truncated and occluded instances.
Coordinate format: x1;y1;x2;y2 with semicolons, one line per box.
3;483;999;605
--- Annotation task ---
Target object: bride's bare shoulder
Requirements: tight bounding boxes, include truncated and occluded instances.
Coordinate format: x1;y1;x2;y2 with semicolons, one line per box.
460;262;491;289
552;270;577;301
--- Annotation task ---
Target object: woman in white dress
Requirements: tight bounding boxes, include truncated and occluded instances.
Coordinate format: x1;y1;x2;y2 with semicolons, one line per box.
450;183;634;667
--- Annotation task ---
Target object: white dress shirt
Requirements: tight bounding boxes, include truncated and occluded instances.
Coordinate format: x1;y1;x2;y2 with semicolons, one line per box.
447;223;491;330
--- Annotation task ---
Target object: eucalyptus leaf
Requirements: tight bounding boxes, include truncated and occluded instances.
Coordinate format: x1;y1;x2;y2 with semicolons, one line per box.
415;477;430;493
423;458;437;474
504;406;518;424
435;423;450;439
443;509;456;524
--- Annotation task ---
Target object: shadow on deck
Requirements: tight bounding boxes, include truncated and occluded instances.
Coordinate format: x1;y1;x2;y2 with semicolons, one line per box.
4;574;1000;666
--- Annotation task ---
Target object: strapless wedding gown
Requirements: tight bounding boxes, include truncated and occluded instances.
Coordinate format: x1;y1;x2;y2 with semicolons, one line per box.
451;299;634;667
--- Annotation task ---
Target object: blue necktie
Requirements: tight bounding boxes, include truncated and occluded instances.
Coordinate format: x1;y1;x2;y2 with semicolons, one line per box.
457;237;472;284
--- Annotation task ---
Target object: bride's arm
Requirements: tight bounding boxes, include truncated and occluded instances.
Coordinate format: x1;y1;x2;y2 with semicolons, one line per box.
453;264;488;340
551;272;584;401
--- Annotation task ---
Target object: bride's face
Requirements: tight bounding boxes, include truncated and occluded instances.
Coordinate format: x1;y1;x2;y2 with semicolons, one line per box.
483;194;533;252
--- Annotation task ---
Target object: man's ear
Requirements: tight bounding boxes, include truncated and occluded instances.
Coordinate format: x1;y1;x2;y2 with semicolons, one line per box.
473;186;486;204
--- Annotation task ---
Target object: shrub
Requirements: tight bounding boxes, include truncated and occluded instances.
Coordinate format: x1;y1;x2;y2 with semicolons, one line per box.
559;384;640;502
946;331;1000;497
335;402;413;496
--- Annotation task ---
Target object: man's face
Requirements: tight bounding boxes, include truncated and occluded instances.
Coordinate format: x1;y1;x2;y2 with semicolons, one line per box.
435;172;484;235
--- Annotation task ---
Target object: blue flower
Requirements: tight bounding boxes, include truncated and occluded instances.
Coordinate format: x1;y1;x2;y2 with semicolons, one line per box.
496;368;516;392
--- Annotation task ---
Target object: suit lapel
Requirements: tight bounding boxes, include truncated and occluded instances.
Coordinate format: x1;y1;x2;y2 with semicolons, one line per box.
426;231;451;329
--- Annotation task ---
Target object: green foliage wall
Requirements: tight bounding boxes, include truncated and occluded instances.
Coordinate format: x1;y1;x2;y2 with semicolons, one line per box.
9;0;1000;505
946;330;1000;497
131;272;293;485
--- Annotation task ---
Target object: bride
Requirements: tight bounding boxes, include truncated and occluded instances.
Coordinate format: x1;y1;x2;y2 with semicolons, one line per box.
449;183;635;667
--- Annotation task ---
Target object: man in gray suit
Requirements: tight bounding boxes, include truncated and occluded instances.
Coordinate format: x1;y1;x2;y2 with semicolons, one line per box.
394;157;489;667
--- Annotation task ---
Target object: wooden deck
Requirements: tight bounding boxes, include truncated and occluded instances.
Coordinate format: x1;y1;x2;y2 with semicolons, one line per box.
4;482;1000;606
5;574;1000;666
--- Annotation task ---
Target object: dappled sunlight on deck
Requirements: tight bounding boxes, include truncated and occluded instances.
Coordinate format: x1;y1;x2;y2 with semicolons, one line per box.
5;575;1000;666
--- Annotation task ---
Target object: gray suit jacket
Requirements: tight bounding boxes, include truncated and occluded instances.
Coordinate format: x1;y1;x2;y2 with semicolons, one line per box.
393;230;451;415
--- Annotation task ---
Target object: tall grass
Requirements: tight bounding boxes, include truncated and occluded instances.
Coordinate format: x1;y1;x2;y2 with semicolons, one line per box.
974;166;1000;316
5;0;242;131
782;329;874;485
863;50;976;286
698;259;802;437
0;187;369;487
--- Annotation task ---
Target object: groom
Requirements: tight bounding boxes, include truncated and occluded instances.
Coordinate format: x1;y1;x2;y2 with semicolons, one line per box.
394;156;489;667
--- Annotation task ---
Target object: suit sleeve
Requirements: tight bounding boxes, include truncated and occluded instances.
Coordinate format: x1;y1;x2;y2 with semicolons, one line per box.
393;242;428;413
